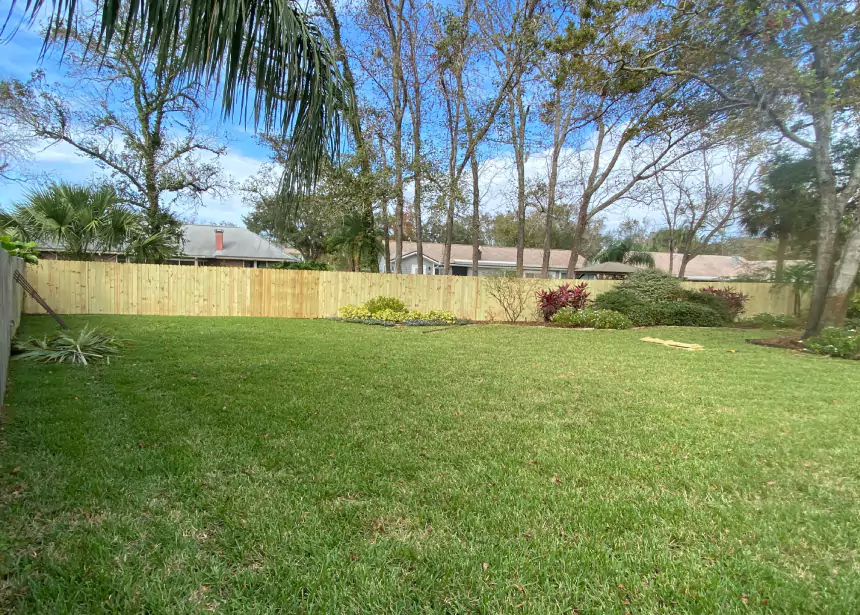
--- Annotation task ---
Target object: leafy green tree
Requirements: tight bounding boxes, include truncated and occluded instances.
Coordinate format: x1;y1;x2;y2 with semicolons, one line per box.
772;262;817;317
625;0;860;333
741;153;818;281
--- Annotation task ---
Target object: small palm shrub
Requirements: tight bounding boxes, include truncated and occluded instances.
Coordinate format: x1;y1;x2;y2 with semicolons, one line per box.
804;327;859;359
364;296;407;314
700;286;749;320
13;328;122;365
536;283;589;321
552;307;632;329
618;269;684;302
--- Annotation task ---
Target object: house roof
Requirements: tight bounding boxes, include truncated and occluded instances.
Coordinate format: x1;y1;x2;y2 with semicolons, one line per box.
576;261;639;274
35;224;299;262
388;241;586;269
180;225;298;261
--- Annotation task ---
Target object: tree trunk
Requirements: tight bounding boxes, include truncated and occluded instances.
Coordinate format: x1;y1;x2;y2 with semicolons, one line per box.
566;204;589;277
804;106;841;337
413;115;424;274
774;225;788;282
820;220;860;329
470;151;480;276
677;253;691;279
543;148;561;278
382;199;391;273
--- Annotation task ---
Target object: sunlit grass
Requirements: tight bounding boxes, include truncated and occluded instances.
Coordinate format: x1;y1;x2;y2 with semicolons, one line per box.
2;316;859;613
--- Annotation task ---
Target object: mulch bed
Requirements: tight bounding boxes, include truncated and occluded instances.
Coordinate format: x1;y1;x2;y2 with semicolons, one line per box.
745;336;805;351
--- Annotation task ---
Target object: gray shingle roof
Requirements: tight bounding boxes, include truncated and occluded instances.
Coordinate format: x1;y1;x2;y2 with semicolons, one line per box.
180;225;298;261
34;224;299;262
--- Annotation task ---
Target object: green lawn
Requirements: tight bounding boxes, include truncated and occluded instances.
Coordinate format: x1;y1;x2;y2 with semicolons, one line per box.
2;317;859;613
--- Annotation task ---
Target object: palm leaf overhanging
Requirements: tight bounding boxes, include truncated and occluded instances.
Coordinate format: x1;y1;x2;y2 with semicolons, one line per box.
6;0;351;192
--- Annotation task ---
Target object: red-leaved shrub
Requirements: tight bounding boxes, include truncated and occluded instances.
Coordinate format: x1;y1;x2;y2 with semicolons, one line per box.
701;286;749;320
536;282;590;321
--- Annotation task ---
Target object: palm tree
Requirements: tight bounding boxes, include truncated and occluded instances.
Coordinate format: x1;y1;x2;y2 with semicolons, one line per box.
329;211;381;272
5;183;140;260
6;0;349;191
771;262;816;317
593;238;655;267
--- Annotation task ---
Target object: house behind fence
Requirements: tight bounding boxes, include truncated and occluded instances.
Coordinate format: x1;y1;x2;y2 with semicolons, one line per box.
23;260;798;321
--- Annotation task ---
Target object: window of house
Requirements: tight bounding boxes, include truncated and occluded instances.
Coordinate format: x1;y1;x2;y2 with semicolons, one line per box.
243;260;255;268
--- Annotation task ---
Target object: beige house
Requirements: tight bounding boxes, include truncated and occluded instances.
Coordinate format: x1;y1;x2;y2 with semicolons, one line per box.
381;241;787;281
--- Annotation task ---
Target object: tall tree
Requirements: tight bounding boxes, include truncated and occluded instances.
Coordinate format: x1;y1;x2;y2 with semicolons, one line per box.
624;0;860;333
741;153;818;282
672;147;758;278
1;19;228;243
401;0;434;273
550;1;708;277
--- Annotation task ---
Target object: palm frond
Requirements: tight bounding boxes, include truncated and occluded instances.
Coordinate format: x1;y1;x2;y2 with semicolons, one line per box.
13;327;123;365
6;0;351;192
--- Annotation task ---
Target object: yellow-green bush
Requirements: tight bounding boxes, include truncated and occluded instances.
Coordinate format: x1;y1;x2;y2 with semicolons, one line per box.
337;304;372;319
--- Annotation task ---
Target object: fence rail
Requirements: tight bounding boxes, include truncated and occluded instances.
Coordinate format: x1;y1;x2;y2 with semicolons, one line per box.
22;260;797;320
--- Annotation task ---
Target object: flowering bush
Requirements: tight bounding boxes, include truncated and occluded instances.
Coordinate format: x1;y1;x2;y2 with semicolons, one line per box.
334;306;462;326
700;286;749;320
552;307;631;329
536;283;590;321
804;327;859;359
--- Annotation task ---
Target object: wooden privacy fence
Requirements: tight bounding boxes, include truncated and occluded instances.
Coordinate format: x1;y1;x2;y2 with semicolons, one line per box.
2;249;25;407
23;260;798;320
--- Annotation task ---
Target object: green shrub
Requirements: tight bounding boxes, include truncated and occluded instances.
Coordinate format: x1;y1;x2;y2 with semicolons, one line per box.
593;289;656;326
804;327;860;359
364;296;407;314
275;261;330;271
618;269;684;302
682;289;732;324
848;292;860;319
649;302;725;327
337;304;372;319
736;313;800;329
552;307;632;329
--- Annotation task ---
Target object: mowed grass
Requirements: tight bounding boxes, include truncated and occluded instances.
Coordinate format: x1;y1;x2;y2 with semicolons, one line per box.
1;316;859;613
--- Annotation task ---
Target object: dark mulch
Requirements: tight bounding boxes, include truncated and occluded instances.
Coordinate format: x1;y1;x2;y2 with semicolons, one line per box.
745;336;805;351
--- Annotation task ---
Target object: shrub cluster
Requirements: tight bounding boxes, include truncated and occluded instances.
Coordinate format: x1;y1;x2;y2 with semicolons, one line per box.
536;283;590;321
590;270;748;328
700;286;749;320
736;313;800;329
552;307;631;329
335;296;465;326
804;327;859;360
617;269;684;302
